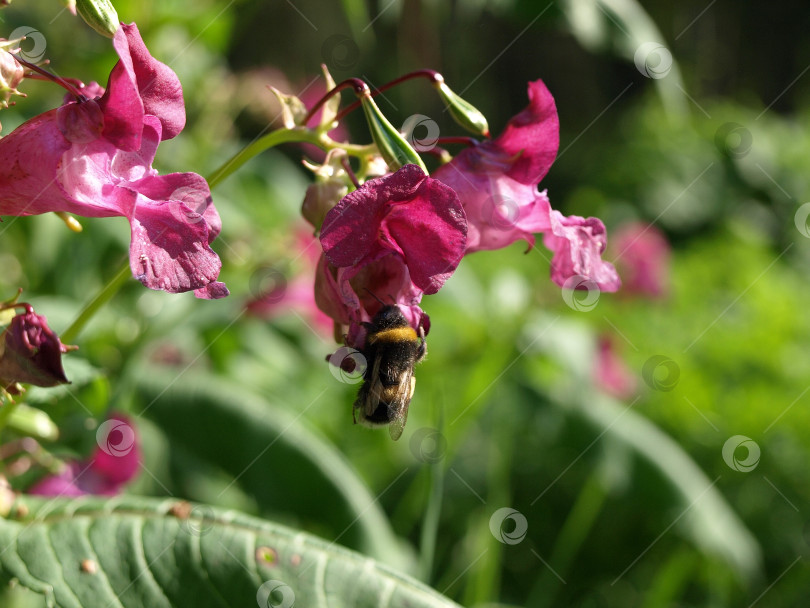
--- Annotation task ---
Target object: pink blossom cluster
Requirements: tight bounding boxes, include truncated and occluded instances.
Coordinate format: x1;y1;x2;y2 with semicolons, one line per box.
314;81;621;347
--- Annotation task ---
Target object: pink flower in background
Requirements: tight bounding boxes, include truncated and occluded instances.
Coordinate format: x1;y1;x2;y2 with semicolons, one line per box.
29;414;140;497
245;230;333;333
0;306;74;389
318;164;466;346
433;80;620;292
0;23;227;299
611;222;670;299
593;335;637;400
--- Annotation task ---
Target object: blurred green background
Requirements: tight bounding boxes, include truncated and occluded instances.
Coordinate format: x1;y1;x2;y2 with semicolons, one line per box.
1;0;809;606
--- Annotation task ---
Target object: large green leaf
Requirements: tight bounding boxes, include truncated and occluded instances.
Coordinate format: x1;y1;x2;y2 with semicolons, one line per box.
134;369;409;570
0;496;462;608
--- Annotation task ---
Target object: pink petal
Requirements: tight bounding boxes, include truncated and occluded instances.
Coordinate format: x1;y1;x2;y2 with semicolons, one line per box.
544;212;621;292
494;79;560;185
91;414;140;484
128;197;223;294
0;110;73;216
99;23;185;150
321;164;467;294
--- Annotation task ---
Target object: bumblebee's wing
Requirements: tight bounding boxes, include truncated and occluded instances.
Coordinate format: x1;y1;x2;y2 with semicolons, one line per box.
364;353;384;418
387;370;416;441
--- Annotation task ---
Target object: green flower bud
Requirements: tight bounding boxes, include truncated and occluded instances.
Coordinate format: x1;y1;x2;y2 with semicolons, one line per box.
434;78;490;137
76;0;119;38
360;93;426;172
318;64;340;132
268;87;308;129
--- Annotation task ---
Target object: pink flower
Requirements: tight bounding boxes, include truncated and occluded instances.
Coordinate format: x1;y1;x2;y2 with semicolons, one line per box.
29;414;140;497
433;80;620;292
611;222;670;299
0;307;74;389
593;335;637;400
0;24;227;299
317;164;465;345
245;230;333;333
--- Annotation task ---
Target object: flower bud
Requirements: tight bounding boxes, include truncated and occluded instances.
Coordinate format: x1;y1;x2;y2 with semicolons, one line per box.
269;86;308;129
75;0;119;38
318;64;340;132
0;47;25;109
0;308;74;389
301;149;350;231
360;93;426;172
434;78;489;137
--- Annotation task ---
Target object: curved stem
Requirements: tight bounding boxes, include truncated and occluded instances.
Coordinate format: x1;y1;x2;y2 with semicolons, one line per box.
336;69;442;123
61;260;131;344
300;78;370;128
207;127;374;189
14;56;85;99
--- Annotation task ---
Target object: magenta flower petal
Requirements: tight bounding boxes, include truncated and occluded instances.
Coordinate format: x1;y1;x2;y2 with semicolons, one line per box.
611;222;670;299
0;25;226;297
30;413;140;497
28;462;87;497
129;199;222;294
433;166;552;252
494;79;559;185
91;414;140;484
321;164;467;295
100;23;185;150
543;212;621;291
594;335;637;400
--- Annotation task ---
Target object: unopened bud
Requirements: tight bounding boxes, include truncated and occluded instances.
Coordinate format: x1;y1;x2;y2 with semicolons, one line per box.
0;307;74;389
0;47;25;109
318;64;340;131
434;78;489;137
75;0;119;38
360;93;426;172
269;86;308;129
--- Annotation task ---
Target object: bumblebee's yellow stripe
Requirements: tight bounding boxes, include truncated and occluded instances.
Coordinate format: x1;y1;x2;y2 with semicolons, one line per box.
368;327;417;344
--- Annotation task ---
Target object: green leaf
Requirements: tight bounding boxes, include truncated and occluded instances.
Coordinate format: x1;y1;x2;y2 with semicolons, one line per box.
0;496;463;608
133;368;410;570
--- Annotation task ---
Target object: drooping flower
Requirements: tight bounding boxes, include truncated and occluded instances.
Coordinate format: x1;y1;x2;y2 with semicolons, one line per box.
317;164;466;346
0;306;74;390
433;80;620;292
29;413;140;497
0;23;227;299
611;222;670;298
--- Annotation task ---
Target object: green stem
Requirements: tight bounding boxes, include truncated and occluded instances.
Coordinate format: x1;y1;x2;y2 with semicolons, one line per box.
61;260;131;344
418;446;446;582
206;127;372;189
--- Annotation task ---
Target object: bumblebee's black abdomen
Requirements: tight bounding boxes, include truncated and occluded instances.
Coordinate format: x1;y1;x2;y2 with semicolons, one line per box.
366;402;392;423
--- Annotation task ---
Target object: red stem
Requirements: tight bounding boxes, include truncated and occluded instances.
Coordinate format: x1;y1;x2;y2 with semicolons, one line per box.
334;69;443;123
301;77;369;127
14;56;86;99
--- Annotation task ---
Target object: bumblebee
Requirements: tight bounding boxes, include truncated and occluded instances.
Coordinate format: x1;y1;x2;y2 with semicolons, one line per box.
354;305;426;441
